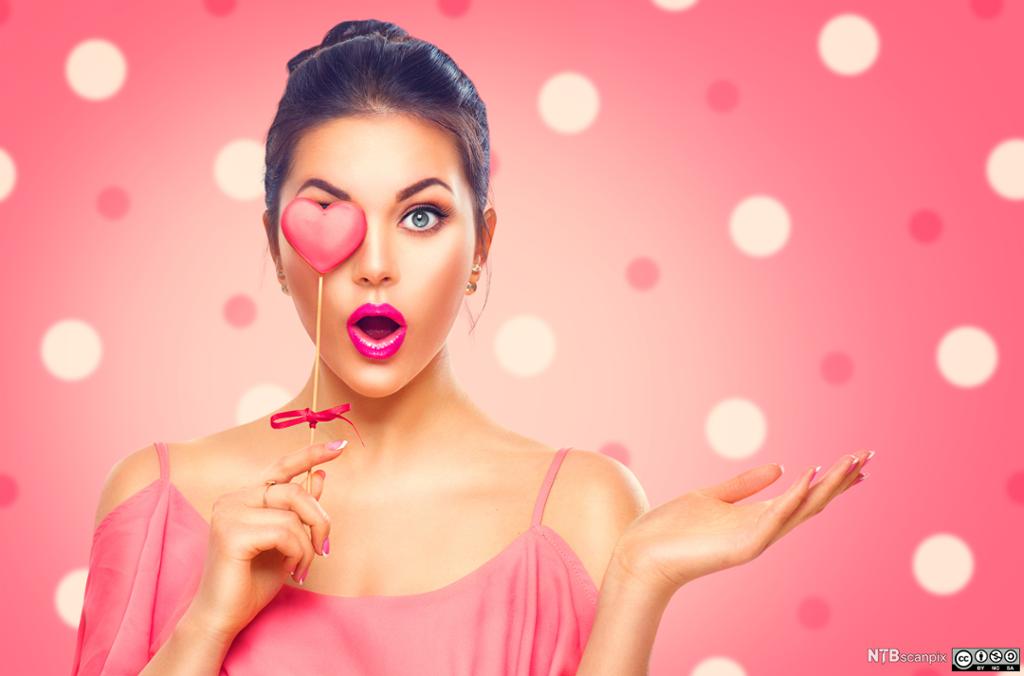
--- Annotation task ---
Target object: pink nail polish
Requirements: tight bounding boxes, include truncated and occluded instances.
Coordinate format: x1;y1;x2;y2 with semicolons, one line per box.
846;454;861;474
322;537;330;557
810;465;821;481
852;472;870;486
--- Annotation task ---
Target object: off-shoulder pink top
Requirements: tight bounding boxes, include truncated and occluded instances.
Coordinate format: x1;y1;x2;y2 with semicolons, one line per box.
71;442;599;675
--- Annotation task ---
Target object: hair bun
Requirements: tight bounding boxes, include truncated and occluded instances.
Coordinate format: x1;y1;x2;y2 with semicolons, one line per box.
287;19;409;74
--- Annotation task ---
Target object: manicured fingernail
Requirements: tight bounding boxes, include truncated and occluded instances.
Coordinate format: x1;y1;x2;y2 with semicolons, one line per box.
846;454;861;474
810;465;821;481
298;567;308;584
853;472;870;486
778;463;785;474
322;537;330;557
326;439;347;451
866;450;875;460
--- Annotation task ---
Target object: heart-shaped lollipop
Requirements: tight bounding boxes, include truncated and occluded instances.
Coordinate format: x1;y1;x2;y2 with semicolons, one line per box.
281;196;367;274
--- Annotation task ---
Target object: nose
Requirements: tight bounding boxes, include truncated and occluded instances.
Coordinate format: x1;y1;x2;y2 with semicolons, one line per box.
350;220;397;289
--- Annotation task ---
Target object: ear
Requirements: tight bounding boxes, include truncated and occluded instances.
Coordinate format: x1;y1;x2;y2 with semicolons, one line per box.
476;202;497;267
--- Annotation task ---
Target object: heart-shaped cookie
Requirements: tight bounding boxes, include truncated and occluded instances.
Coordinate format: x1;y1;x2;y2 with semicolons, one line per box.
281;196;367;274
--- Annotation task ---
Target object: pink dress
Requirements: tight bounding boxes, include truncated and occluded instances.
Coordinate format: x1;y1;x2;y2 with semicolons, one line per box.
71;442;599;675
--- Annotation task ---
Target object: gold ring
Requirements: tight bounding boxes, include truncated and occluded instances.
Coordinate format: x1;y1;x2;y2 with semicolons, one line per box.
262;479;277;508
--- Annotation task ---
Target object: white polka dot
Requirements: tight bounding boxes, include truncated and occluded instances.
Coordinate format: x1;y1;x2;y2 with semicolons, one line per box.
65;38;127;100
55;568;89;628
986;138;1024;200
538;72;600;134
494;314;556;377
818;14;880;76
214;138;265;201
937;325;998;388
705;398;767;459
235;383;292;425
729;195;791;257
912;533;974;595
653;0;699;10
692;655;748;676
0;146;15;202
41;319;102;381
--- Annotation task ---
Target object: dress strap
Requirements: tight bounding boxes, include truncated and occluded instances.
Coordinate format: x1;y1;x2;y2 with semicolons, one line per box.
153;441;170;483
531;447;572;528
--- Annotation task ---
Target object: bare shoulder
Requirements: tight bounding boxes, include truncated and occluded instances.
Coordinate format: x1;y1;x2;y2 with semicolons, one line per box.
92;442;163;531
544;447;650;590
92;423;262;531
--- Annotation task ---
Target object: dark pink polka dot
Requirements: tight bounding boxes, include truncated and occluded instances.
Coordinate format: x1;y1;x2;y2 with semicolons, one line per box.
438;0;472;18
626;256;659;290
707;80;739;112
224;293;256;327
909;209;942;243
97;186;130;220
797;595;830;628
0;0;10;25
1007;470;1024;504
490;150;499;178
204;0;236;17
599;442;631;466
0;474;18;507
970;0;1002;19
821;351;854;384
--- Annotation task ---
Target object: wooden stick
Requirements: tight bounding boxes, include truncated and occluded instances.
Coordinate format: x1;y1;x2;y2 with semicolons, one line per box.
304;274;324;494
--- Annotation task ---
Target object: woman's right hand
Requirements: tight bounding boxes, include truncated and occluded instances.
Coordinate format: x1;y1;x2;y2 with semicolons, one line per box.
184;439;348;641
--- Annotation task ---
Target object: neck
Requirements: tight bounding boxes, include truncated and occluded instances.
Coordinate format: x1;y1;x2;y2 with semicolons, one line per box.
272;344;492;471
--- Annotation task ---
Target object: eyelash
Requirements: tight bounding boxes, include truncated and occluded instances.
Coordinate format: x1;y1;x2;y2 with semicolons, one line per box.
315;202;452;236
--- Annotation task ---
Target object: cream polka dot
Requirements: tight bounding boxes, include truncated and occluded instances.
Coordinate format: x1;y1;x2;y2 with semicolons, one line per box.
818;14;880;76
235;383;292;425
985;138;1024;200
937;325;998;388
538;72;600;134
692;655;748;676
494;314;556;377
55;568;89;628
0;146;15;202
214;138;265;201
912;533;974;595
653;0;699;10
729;195;791;257
41;319;102;381
705;398;767;459
65;38;127;101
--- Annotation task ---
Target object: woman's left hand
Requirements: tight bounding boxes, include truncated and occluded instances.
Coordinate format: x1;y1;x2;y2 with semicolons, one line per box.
610;450;874;597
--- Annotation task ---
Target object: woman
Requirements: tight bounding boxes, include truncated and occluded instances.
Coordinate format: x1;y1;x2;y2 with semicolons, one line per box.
71;18;872;675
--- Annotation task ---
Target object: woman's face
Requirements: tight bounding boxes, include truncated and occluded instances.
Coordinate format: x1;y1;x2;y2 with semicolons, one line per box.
267;114;492;397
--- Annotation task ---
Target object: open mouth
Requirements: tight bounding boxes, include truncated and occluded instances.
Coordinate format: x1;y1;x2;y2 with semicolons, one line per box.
354;315;402;341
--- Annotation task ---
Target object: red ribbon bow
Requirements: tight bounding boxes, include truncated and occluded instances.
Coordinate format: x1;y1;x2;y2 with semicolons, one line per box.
269;403;366;447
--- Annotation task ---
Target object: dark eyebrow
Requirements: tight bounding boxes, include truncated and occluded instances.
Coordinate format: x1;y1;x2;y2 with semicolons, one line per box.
297;177;453;203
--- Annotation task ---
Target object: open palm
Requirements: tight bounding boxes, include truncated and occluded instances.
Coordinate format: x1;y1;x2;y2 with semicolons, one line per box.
614;450;874;595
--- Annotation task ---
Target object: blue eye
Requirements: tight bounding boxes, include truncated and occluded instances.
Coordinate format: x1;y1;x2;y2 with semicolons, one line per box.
401;204;451;235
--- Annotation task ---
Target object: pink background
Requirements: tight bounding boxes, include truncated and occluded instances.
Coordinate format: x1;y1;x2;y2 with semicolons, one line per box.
1;0;1022;674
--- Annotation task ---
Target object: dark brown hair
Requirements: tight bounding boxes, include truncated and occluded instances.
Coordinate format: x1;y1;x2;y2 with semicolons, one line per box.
263;19;493;327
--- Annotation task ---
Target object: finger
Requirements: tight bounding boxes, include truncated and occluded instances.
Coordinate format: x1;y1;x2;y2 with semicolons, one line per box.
262;440;348;485
234;517;309;577
309;469;326;502
767;452;866;546
245;509;316;581
763;464;818;526
702;463;784;504
256;481;332;558
834;451;874;496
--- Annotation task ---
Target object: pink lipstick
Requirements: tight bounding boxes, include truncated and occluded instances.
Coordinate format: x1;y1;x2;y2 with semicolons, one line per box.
347;302;407;360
